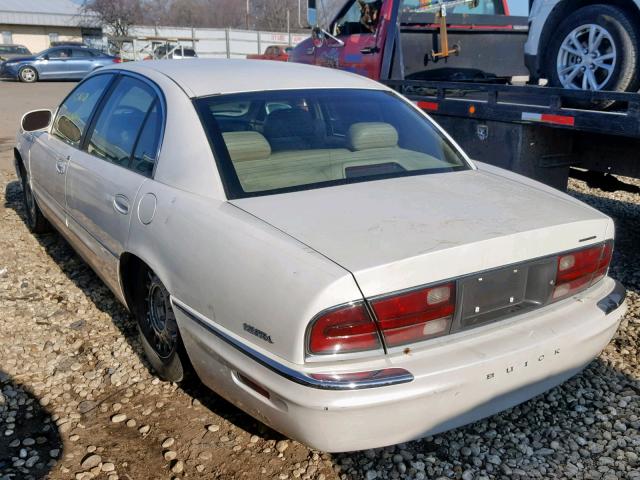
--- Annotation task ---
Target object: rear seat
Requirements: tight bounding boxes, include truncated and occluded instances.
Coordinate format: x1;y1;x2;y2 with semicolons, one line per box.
221;123;444;192
222;131;350;192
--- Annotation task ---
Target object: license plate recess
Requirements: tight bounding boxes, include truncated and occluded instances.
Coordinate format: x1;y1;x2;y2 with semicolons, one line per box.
458;258;557;330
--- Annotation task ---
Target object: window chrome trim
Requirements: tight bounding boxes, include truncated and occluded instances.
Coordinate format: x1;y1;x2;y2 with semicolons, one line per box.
170;298;414;391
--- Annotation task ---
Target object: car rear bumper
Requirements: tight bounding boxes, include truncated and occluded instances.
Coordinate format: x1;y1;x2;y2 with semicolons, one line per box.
174;277;625;452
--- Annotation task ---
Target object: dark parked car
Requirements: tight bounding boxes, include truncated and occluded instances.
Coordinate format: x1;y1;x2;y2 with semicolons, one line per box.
0;46;120;83
0;44;31;62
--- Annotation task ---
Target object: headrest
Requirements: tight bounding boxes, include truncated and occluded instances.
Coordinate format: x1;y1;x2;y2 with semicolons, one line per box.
348;122;399;151
222;131;271;162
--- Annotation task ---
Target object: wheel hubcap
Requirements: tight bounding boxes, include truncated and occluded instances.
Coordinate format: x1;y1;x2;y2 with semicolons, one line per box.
144;276;178;358
22;69;35;82
557;24;616;91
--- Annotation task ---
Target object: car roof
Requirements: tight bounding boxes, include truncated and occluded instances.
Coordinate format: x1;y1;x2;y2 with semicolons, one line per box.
110;59;388;98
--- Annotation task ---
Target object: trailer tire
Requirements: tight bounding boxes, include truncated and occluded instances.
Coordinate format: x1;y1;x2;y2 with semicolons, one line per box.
546;4;640;108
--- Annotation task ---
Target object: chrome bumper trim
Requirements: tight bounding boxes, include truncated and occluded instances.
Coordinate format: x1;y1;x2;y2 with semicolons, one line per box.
597;280;626;315
171;298;414;391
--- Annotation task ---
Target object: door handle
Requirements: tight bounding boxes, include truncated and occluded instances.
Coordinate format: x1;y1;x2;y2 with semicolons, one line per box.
55;159;67;175
361;46;380;55
113;194;130;215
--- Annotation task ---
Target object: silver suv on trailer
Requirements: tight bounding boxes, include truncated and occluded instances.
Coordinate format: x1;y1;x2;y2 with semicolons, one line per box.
526;0;640;94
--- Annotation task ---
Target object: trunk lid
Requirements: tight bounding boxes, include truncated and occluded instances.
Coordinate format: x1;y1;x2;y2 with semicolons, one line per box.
231;169;612;298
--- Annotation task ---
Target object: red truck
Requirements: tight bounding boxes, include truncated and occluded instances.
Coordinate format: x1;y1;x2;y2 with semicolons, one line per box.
247;45;292;62
290;0;530;82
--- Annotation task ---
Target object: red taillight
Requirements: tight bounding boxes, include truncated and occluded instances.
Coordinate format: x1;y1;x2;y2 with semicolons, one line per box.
553;241;613;301
308;303;381;355
112;57;122;63
371;283;455;348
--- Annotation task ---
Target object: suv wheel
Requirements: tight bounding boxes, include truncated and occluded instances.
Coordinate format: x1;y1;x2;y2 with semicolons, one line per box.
546;5;640;107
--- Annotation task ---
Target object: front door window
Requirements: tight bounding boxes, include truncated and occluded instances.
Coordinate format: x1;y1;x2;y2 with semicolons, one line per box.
334;0;383;36
52;74;113;147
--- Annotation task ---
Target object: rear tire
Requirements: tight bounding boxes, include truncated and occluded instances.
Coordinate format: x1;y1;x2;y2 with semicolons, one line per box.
18;66;38;83
546;4;640;108
21;172;51;234
134;269;192;384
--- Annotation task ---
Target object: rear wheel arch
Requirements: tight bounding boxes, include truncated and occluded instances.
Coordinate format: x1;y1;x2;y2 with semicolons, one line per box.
119;252;151;313
538;0;640;78
119;252;193;383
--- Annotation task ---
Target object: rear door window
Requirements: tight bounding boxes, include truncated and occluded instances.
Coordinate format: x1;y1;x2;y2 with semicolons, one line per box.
86;76;158;169
52;74;113;147
72;48;94;58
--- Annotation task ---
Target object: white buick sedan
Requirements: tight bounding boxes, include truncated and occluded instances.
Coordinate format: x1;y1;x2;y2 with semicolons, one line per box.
15;60;626;452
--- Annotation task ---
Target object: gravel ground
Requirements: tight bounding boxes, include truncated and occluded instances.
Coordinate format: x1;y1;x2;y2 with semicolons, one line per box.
0;165;639;480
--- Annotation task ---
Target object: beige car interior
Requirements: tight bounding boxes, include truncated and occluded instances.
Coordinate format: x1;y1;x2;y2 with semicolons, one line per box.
223;122;449;192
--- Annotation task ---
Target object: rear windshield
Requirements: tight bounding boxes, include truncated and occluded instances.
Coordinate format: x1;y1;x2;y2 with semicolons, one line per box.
195;89;469;198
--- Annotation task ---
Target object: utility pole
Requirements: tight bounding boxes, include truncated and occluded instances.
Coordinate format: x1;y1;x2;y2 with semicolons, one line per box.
246;0;250;30
298;0;302;27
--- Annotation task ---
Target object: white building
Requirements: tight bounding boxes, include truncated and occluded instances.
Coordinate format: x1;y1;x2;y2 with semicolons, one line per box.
0;0;101;53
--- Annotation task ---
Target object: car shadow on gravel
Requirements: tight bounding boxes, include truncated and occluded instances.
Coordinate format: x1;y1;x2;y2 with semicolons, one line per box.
0;370;63;479
3;179;284;442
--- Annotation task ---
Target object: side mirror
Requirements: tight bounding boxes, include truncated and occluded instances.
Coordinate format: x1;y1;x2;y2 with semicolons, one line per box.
311;26;325;48
21;109;52;132
56;115;81;144
41;54;49;61
307;0;317;26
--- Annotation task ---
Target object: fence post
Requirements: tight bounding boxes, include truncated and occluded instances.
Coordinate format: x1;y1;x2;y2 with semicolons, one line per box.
257;31;261;55
225;28;231;58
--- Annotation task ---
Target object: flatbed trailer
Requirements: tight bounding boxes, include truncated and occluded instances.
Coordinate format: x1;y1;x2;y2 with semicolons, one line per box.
386;80;640;189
